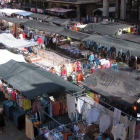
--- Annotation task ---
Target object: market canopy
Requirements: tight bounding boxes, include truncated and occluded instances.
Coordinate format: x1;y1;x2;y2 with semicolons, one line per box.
0;50;26;64
93;7;115;13
82;34;140;56
82;22;133;35
114;33;140;44
60;29;89;40
0;33;38;48
1;17;28;23
0;60;83;99
28;13;48;20
21;20;64;33
82;65;140;107
0;8;32;16
45;8;75;13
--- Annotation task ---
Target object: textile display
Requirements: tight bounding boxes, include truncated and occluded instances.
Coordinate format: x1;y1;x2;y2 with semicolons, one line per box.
113;108;121;126
111;124;127;140
99;115;111;133
67;94;76;120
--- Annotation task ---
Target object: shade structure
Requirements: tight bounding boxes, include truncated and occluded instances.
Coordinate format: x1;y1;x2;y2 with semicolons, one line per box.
114;33;140;44
82;22;133;35
45;8;75;13
0;60;83;99
45;17;71;26
60;29;89;40
0;8;32;16
0;33;38;48
93;7;115;13
0;17;28;23
28;13;48;20
21;20;64;33
82;34;140;56
82;64;140;107
0;50;26;64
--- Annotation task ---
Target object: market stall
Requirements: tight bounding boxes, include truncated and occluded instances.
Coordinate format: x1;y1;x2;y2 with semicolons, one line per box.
0;60;137;140
45;8;76;19
81;64;140;110
82;33;140;62
81;22;133;35
0;33;38;48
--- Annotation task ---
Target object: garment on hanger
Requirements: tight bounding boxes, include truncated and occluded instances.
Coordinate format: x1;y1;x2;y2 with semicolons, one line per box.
86;108;99;125
113;108;121;126
111;124;127;140
99;115;111;133
67;94;75;120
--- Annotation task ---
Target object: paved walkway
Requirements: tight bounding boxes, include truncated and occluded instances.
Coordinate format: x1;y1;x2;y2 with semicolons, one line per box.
0;118;29;140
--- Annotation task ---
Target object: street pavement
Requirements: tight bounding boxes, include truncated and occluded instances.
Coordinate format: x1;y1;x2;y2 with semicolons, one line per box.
0;118;29;140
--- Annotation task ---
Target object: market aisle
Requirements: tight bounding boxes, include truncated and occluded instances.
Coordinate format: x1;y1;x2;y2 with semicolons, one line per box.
0;118;29;140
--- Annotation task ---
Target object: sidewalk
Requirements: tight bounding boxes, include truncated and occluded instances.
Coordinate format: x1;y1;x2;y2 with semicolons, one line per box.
0;118;29;140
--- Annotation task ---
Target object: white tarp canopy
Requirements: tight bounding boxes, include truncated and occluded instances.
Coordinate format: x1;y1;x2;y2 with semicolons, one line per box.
0;8;32;16
93;7;115;13
0;33;38;48
0;49;26;64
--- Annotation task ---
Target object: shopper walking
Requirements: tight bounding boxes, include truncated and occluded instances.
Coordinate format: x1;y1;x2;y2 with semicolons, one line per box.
0;107;6;133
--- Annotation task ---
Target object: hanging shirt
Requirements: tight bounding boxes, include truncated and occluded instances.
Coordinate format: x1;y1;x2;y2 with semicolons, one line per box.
67;94;75;120
75;61;81;72
99;115;111;133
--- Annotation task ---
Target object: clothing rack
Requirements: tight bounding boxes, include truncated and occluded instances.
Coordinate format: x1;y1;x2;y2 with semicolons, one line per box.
41;109;81;140
67;89;137;121
41;92;134;128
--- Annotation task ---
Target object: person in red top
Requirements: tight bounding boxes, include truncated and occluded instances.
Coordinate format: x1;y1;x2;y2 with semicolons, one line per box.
37;36;42;44
22;31;25;39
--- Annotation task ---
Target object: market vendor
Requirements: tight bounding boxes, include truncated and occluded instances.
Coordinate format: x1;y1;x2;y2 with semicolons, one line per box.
95;133;110;140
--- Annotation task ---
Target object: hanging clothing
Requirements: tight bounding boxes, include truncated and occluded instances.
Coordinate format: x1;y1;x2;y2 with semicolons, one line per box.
26;115;34;140
113;108;121;126
86;108;99;125
66;64;72;76
67;94;75;120
111;124;127;140
51;101;60;116
99;115;111;133
74;61;81;72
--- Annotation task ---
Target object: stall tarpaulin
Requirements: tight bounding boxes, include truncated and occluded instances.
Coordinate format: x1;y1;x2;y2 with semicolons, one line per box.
82;64;140;107
0;50;26;64
60;29;89;40
45;8;75;13
0;60;83;99
0;33;38;48
21;20;64;33
82;22;133;35
82;34;140;56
